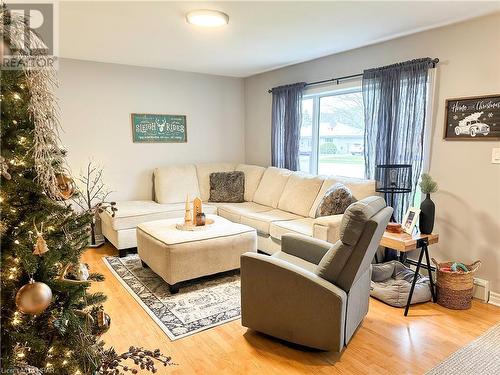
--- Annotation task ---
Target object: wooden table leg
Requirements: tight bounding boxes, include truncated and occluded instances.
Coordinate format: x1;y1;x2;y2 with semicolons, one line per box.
404;247;425;316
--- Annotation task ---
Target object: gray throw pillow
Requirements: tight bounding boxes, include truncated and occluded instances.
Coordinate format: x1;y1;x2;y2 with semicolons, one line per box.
209;171;245;203
315;183;355;217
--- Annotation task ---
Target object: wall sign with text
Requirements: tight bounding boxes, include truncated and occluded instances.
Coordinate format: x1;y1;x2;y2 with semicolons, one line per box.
131;113;187;143
444;95;500;140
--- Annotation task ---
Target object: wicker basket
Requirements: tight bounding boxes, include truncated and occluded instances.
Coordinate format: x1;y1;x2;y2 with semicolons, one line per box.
431;258;481;310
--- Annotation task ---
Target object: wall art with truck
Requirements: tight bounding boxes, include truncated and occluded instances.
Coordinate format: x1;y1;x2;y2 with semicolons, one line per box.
444;94;500;140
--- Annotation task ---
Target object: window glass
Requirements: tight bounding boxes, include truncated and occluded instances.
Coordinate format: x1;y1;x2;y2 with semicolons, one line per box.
300;89;365;178
299;98;313;173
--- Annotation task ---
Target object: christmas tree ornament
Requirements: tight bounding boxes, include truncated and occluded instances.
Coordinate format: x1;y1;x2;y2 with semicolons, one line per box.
15;279;52;315
1;156;12;180
58;264;89;285
90;307;111;336
55;173;76;200
67;263;90;281
32;223;49;256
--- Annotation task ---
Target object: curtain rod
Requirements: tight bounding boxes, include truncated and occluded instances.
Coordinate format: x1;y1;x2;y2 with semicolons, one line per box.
267;58;439;94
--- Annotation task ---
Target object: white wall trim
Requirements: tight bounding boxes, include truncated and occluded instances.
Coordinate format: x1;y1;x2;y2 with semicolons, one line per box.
473;277;489;302
489;292;500;307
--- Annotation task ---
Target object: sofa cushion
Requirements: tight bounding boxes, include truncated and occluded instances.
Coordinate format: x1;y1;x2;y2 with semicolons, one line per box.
209;171;245;203
269;218;314;240
309;176;376;218
240;209;301;236
278;172;323;216
154;164;200;204
217;202;272;223
100;200;218;231
252;167;292;208
315;183;355;218
313;214;343;242
196;163;236;201
235;164;266;201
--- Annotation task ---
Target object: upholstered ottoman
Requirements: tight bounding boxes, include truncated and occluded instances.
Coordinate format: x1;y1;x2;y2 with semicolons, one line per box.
137;215;257;293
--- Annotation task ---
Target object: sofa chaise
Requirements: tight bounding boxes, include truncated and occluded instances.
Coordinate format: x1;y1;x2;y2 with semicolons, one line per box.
100;162;377;255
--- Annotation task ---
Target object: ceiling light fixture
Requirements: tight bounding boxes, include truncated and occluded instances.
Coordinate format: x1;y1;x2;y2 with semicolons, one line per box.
186;9;229;27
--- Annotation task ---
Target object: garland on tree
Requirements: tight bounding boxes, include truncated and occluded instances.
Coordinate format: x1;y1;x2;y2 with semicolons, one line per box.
1;5;172;374
1;4;65;199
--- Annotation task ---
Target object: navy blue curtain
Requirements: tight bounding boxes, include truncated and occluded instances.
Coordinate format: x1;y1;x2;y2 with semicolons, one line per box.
271;82;306;171
363;58;433;222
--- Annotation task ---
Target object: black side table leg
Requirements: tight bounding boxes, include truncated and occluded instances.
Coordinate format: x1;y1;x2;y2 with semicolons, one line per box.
404;248;425;316
423;244;437;302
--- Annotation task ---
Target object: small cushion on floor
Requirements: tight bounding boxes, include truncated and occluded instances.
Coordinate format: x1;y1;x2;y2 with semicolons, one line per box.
370;261;432;307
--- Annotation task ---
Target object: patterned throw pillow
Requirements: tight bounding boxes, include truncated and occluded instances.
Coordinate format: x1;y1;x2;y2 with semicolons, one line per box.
209;171;245;203
316;183;355;217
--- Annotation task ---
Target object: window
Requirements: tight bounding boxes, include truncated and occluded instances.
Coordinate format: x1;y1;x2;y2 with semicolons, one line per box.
299;88;365;178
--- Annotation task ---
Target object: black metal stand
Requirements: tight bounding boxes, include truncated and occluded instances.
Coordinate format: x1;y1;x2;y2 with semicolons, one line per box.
404;238;436;316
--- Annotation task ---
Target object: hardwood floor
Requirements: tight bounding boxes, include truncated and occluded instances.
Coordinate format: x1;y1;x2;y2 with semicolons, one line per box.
83;244;500;375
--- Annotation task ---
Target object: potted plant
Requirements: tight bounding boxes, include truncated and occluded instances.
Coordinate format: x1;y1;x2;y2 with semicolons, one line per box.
419;173;438;234
73;161;117;247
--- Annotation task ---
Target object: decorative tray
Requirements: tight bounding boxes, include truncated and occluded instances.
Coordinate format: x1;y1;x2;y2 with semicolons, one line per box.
175;218;215;231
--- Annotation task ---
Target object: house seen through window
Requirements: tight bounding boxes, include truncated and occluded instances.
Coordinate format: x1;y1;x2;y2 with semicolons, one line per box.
299;88;365;178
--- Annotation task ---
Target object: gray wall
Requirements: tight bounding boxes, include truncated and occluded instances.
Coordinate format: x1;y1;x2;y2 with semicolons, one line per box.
58;59;245;201
244;13;500;292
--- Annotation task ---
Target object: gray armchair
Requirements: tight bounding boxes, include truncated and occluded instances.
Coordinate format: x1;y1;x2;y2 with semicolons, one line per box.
240;196;392;351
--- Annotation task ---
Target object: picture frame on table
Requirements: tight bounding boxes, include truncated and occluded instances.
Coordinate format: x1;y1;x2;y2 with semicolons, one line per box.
402;207;420;234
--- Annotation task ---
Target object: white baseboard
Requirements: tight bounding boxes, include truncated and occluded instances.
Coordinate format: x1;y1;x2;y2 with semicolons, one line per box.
489;291;500;307
473;277;489;302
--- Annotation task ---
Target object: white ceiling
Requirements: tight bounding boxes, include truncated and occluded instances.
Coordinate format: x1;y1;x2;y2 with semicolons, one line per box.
59;1;500;77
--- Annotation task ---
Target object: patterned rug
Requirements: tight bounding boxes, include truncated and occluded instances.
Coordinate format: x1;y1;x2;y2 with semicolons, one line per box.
103;254;241;340
425;323;500;375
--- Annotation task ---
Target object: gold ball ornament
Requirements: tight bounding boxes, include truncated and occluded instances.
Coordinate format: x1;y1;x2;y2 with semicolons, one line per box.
15;279;52;315
55;173;76;200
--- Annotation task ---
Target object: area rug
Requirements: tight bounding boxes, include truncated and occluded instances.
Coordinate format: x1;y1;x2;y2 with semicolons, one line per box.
425;323;500;375
103;254;241;340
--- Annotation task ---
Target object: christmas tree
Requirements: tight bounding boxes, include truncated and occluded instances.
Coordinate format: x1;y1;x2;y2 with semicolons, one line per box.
0;54;111;375
1;6;172;375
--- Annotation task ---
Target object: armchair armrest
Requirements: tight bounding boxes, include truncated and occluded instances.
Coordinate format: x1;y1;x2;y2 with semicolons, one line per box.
313;214;343;243
240;252;347;351
281;233;332;265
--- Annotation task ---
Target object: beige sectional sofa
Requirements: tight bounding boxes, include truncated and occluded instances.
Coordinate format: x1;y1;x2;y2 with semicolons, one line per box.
100;162;377;255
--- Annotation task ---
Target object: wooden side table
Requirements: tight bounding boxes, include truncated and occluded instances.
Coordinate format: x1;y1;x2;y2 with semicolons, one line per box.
380;231;439;316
